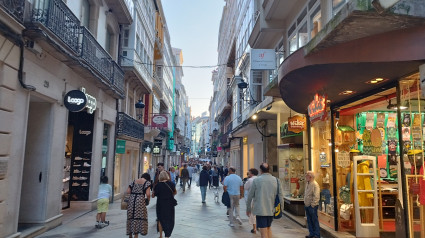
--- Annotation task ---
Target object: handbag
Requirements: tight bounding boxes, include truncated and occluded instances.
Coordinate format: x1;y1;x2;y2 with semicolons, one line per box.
274;178;282;219
164;182;178;206
121;194;129;210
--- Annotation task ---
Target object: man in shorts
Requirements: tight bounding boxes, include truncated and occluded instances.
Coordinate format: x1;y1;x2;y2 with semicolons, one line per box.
96;176;112;228
246;163;283;238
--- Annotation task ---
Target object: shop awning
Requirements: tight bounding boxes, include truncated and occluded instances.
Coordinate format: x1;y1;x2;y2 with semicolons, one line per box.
278;24;425;113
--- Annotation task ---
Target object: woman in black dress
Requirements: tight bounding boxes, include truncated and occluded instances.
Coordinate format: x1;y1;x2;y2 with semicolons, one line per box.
153;171;177;238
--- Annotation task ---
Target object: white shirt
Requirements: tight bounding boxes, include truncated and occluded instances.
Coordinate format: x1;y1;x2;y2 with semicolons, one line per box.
244;176;257;199
147;168;155;180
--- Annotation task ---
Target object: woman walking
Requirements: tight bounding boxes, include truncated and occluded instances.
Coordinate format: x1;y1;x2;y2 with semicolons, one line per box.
153;171;177;238
126;173;151;238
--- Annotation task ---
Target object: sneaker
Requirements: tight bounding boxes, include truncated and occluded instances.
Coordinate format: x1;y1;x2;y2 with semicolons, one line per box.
81;182;89;186
72;176;80;180
228;223;234;227
82;170;89;173
236;216;243;225
75;157;82;160
83;162;91;167
79;176;87;180
95;221;100;228
73;164;81;167
83;158;90;161
73;169;81;173
72;182;80;186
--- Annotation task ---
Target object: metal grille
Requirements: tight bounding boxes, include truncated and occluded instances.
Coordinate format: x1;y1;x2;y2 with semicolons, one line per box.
112;61;124;95
117;112;145;140
0;0;24;23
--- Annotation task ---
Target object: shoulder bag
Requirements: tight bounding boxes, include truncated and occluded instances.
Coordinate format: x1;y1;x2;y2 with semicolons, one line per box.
164;182;178;206
121;181;133;210
274;178;282;219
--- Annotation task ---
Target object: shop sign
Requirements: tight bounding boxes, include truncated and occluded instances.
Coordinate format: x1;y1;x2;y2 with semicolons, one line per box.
288;115;306;133
81;87;97;114
116;140;126;154
64;90;87;112
308;94;327;123
251;49;276;70
153;146;160;154
217;147;222;151
152;114;168;128
337;151;350;168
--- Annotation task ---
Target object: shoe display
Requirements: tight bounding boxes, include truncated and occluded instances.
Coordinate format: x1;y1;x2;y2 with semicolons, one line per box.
73;169;81;173
81;182;88;186
83;162;91;167
72;182;80;186
79;176;87;180
74;157;82;160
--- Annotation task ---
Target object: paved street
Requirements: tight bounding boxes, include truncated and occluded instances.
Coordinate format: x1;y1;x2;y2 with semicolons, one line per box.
37;178;308;238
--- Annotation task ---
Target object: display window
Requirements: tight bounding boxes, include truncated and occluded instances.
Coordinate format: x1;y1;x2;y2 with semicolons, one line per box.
310;116;335;228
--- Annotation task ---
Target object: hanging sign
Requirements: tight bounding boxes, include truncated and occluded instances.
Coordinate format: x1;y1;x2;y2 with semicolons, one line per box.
81;87;97;114
153;146;160;154
288;115;306;133
116;140;126;154
64;90;87;112
152;114;168;128
308;94;327;123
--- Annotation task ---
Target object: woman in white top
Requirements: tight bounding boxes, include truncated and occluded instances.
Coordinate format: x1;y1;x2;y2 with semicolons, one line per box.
244;168;259;234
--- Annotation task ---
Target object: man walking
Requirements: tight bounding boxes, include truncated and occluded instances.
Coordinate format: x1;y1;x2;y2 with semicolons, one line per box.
147;164;155;189
187;164;194;188
304;171;320;238
199;165;210;203
223;166;243;227
180;164;189;192
246;163;283;238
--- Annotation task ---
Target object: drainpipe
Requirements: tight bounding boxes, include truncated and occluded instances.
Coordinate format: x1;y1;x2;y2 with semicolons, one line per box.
111;100;119;201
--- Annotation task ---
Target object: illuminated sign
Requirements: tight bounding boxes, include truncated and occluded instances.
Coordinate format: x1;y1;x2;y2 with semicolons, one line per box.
153;146;160;154
308;94;327;123
288;115;306;133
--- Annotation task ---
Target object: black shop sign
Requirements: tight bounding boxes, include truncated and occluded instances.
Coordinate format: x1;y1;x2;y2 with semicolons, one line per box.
64;90;87;112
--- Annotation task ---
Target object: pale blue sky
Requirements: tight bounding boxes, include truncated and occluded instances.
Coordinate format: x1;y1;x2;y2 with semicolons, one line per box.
162;0;225;117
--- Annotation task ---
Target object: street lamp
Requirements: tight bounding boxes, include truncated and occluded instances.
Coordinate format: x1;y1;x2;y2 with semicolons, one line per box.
135;99;145;120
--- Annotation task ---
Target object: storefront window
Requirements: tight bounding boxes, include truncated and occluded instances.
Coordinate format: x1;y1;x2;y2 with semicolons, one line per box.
310;117;335;228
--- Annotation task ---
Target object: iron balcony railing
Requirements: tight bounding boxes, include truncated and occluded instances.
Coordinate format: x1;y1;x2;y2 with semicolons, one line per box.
0;0;24;23
29;0;124;96
81;27;113;84
31;0;81;54
112;61;125;95
117;112;145;141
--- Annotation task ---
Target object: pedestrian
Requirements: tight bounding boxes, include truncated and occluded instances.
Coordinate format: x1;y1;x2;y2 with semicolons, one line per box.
244;168;258;234
187;164;194;187
218;165;224;183
212;165;219;188
304;171;321;238
152;171;177;238
223;166;243;227
179;165;184;186
175;165;179;185
246;163;283;238
207;165;212;189
153;163;170;189
95;176;112;228
147;164;155;185
199;165;210;203
126;173;151;237
180;164;189;192
169;167;176;184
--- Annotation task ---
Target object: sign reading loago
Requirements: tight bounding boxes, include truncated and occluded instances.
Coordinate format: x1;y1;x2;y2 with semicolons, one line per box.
288;115;306;133
63;88;97;114
308;94;327;123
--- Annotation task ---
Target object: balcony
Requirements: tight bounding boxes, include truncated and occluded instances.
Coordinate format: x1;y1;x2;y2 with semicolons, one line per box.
0;0;24;24
104;0;133;24
121;50;153;94
117;112;145;141
152;72;163;98
25;0;124;98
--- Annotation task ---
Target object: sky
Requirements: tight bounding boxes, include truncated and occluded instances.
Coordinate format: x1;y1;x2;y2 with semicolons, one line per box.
162;0;225;118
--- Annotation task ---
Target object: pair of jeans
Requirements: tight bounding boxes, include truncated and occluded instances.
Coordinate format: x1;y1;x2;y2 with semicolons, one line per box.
305;205;320;237
188;177;192;186
182;178;188;191
228;195;240;224
200;186;207;202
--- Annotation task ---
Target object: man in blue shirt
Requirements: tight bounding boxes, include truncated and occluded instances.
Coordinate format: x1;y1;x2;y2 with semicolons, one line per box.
223;166;243;227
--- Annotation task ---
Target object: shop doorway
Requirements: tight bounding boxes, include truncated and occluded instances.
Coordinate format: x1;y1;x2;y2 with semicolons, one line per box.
18;99;53;230
62;110;94;209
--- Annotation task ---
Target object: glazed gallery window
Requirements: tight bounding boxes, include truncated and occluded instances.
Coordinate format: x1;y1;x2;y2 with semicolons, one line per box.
333;0;348;15
310;6;321;39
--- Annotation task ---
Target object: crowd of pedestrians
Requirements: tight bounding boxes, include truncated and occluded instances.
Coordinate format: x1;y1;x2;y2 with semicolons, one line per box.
94;160;320;238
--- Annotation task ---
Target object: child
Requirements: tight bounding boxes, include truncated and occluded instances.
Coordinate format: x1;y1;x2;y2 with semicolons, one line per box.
96;176;112;228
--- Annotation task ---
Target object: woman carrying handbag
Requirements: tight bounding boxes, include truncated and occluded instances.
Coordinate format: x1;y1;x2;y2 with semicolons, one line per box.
126;173;151;238
152;171;177;238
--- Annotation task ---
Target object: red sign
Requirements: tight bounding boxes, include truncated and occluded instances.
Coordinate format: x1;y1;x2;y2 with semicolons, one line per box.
288;115;306;133
308;94;327;123
217;147;222;151
152;114;168;128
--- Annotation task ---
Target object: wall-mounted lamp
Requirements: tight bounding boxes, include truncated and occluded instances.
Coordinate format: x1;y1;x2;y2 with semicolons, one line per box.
135;99;145;120
236;75;258;105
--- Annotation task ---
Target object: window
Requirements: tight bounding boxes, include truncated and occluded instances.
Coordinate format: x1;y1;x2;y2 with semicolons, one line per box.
123;28;129;47
106;28;113;56
333;0;347;15
310;6;321;39
81;0;90;29
298;22;308;48
289;34;297;54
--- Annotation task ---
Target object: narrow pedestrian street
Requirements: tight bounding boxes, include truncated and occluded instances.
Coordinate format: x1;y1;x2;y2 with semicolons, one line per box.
37;177;308;238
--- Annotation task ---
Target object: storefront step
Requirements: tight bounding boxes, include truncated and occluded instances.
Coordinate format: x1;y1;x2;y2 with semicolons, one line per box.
283;211;355;238
17;225;45;238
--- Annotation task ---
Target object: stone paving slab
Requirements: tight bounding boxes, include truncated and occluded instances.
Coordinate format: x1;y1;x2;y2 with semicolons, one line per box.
37;180;309;238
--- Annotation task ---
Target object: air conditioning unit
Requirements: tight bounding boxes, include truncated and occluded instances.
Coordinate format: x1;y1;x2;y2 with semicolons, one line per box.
26;41;43;55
